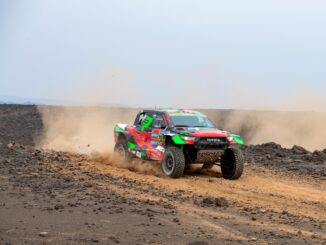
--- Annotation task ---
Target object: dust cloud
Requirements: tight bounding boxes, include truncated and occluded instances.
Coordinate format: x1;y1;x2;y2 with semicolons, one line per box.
211;88;326;150
37;106;136;154
208;110;326;151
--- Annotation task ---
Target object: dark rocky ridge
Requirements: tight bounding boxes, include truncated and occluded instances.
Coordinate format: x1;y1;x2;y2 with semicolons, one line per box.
242;143;326;178
0;104;43;146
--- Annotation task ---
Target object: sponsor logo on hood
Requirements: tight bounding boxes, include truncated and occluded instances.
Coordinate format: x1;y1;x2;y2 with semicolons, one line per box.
206;138;221;142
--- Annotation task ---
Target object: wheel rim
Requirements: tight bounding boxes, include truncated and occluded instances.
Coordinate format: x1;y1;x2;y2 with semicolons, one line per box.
163;153;174;175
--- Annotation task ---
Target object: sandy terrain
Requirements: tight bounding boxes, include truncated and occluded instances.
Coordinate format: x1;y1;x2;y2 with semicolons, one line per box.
0;105;325;244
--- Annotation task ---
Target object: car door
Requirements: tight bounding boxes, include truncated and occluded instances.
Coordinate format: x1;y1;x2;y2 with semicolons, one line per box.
151;114;166;146
133;112;153;149
147;113;166;160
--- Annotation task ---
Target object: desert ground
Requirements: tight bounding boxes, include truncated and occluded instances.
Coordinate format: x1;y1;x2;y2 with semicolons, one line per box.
0;105;325;245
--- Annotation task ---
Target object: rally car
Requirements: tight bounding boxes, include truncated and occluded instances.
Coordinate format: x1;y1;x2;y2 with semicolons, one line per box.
114;109;244;179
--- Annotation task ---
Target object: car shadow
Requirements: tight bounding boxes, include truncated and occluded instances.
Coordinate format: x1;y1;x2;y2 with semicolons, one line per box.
183;164;223;178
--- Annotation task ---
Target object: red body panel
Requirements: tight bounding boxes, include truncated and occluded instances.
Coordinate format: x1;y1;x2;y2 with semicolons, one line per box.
125;126;164;160
126;126;151;147
146;148;163;161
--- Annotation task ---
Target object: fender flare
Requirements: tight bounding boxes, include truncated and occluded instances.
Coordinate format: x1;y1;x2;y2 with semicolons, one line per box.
116;131;133;142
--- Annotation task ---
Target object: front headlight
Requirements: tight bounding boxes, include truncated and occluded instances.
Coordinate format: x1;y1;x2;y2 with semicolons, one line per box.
181;136;196;141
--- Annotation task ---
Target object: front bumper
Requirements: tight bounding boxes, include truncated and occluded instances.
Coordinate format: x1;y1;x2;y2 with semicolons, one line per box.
183;137;229;163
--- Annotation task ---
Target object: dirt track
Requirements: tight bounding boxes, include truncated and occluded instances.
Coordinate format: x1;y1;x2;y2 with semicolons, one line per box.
0;105;325;244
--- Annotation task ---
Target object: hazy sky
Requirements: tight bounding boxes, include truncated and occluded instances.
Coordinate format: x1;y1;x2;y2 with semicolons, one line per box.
1;0;325;109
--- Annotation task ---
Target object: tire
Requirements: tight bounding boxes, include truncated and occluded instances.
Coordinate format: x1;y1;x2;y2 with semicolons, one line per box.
220;148;244;180
161;147;185;178
114;138;131;161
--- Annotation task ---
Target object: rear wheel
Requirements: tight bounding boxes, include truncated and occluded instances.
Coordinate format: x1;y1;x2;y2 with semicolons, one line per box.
220;148;244;180
161;147;185;178
114;138;131;161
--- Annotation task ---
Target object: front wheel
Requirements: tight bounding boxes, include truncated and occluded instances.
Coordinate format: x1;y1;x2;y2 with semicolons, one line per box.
220;148;244;180
161;147;185;178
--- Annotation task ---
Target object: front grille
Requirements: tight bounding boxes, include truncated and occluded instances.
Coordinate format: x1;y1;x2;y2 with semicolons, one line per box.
195;137;229;149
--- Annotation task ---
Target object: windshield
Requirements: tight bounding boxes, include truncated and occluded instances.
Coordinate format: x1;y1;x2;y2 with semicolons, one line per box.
170;115;216;128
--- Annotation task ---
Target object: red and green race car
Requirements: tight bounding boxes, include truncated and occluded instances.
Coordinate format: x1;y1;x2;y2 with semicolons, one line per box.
114;109;244;179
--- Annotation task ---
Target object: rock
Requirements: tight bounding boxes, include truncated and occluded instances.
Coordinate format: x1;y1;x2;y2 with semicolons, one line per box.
202;197;214;206
292;145;309;154
172;217;180;223
303;154;314;161
313;150;325;158
108;235;119;243
215;197;228;207
54;204;64;210
261;142;282;150
187;241;208;245
39;231;48;237
64;176;73;182
84;182;93;188
202;196;229;207
281;210;289;215
276;152;286;158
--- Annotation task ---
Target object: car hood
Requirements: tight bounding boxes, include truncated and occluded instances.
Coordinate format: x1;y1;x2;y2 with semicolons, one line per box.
174;127;229;138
